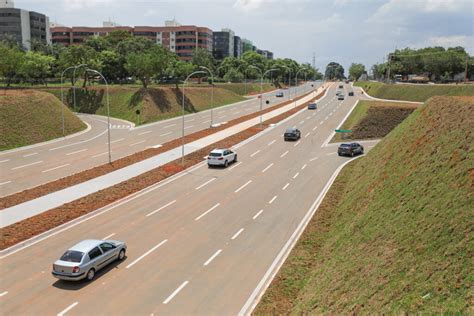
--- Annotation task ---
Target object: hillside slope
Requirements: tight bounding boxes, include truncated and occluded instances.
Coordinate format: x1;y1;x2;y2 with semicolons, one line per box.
0;90;86;150
256;96;473;314
354;81;474;102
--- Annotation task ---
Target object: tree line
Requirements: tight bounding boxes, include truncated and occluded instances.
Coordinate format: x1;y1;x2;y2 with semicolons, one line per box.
0;31;322;88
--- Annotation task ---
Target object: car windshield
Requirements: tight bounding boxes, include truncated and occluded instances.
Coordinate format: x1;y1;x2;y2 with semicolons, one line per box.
340;144;351;147
60;250;84;263
209;152;222;157
285;129;295;133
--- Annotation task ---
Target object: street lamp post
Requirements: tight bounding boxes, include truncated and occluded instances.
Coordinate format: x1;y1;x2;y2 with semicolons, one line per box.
249;66;277;128
86;68;112;164
295;68;307;108
282;66;291;101
181;70;207;164
60;66;76;136
199;66;214;127
72;63;87;113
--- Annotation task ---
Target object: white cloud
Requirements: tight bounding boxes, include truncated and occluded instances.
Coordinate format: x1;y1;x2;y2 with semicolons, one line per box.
233;0;266;11
63;0;113;10
427;35;474;50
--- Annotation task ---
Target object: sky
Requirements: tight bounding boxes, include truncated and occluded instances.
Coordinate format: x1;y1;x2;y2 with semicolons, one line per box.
14;0;474;73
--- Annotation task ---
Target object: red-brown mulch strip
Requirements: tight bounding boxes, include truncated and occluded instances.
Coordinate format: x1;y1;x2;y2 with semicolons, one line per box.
0;88;323;210
0;89;326;250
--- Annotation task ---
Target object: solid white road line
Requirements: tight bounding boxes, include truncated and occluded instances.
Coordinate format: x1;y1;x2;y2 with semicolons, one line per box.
0;181;12;186
250;150;261;157
126;239;168;269
102;233;115;240
262;163;274;173
301;164;307;170
163;124;176;128
235;180;252;193
204;249;222;266
293;172;300;179
42;163;70;173
267;140;276;146
130;140;146;146
312;126;318;131
23;152;38;157
146;200;177;217
268;195;278;204
304;132;310;138
282;183;290;190
66;148;88;156
0;159;10;163
163;281;189;305
229;161;242;170
252;209;264;220
195;178;216;190
138;130;152;136
57;302;78;316
109;138;125;144
280;151;289;158
91;152;109;158
294;141;301;147
231;228;244;240
0;291;8;297
160;132;172;137
11;160;43;170
195;203;220;221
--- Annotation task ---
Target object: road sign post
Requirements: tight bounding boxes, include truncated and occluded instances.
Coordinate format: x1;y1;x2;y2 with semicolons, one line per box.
335;129;352;140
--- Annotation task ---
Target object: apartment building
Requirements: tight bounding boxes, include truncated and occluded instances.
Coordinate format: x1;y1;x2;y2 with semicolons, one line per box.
233;35;242;58
212;28;234;60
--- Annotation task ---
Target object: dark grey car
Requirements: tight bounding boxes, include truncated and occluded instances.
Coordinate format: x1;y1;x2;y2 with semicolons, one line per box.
338;143;364;157
284;128;301;141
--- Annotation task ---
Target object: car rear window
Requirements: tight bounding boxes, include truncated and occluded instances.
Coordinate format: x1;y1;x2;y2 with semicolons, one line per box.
60;250;84;263
340;144;350;147
209;152;222;157
285;129;295;133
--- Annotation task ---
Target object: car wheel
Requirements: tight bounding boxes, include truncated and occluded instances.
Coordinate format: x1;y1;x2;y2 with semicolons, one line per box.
338;153;342;156
208;164;212;168
234;154;237;162
86;268;95;281
118;249;126;261
224;160;228;168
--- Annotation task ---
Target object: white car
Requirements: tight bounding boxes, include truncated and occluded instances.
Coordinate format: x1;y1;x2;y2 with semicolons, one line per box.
207;148;237;168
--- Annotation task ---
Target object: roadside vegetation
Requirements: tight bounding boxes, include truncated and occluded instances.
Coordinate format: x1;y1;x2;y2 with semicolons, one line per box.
332;100;418;142
0;90;86;150
255;96;473;313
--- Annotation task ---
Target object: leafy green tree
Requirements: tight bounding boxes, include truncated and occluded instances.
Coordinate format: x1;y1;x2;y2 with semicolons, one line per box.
217;56;247;78
58;45;101;86
170;60;195;88
191;48;215;83
325;62;345;80
20;51;54;85
98;50;121;83
223;68;244;83
242;51;267;79
0;43;24;86
348;63;366;81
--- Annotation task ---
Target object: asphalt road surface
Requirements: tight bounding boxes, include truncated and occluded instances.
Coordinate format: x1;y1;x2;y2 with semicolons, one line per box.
0;83;317;197
0;82;376;315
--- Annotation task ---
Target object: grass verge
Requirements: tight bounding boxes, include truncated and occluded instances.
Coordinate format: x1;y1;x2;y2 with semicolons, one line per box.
255;96;474;314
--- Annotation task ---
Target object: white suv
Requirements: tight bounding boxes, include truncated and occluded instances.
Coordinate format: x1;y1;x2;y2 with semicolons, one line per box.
207;148;237;168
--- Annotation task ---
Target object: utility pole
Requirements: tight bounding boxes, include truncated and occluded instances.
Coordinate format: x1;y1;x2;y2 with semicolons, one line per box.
387;54;392;83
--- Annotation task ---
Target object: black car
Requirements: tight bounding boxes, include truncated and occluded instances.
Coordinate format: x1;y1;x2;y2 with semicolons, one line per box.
348;91;354;96
338;94;345;100
284;128;301;141
338;143;364;157
308;103;317;110
338;85;343;89
276;91;284;97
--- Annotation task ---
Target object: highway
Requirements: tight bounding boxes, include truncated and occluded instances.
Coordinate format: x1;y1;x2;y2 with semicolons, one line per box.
0;82;376;315
0;83;316;197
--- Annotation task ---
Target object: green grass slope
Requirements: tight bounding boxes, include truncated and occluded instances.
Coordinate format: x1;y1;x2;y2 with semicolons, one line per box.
0;90;86;150
256;96;474;314
217;82;276;96
354;81;474;102
47;86;245;125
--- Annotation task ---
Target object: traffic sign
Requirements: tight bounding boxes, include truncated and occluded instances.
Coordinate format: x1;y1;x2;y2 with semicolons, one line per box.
335;129;352;133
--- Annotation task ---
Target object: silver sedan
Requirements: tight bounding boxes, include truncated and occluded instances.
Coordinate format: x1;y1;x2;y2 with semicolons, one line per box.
52;239;127;281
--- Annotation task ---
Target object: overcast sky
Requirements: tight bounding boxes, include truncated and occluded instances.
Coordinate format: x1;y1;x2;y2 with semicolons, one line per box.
15;0;474;73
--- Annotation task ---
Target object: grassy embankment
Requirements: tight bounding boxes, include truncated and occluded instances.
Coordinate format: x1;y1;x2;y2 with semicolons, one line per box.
332;100;418;142
0;90;86;150
256;96;474;314
217;82;276;96
354;81;474;102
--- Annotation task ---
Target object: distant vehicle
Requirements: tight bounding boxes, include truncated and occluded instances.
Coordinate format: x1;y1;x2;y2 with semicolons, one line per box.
338;143;364;157
408;74;429;83
338;85;343;88
52;239;127;281
336;90;342;95
207;148;237;168
284;128;301;141
307;103;317;110
348;91;354;96
338;94;345;100
275;91;284;97
394;74;403;82
345;80;350;84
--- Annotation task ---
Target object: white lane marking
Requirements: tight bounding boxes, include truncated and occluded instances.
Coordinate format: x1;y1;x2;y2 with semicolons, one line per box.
0;159;10;163
252;209;264;220
280;151;289;158
231;228;244;240
163;281;189;305
11;160;43;170
202;119;211;124
108;138;124;144
150;144;163;149
195;203;220;221
235;180;252;193
250;150;260;157
310;157;319;162
262;163;274;173
92;152;108;158
320;121;324;125
220;115;227;118
268;195;278;204
146;200;177;217
304;132;310;138
306;116;311;120
329;112;333;117
130;140;146;147
57;302;78;316
293;172;300;179
294;141;301;147
299;120;304;125
184;125;194;130
229;161;242;170
282;183;290;190
313;126;318;131
23;152;38;157
138;130;152;136
42;163;70;173
126;239;168;269
0;291;8;297
195;178;216;190
204;249;222;266
301;164;307;170
325;116;329;120
326;152;337;156
163;124;176;129
49;128;106;151
234;111;242;114
160;132;172;137
267;140;276;146
66;148;88;156
102;233;115;240
185;119;195;123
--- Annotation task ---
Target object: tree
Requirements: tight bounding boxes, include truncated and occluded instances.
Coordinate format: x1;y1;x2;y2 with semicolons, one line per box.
217;56;247;78
19;51;54;85
348;63;366;81
0;43;24;86
98;50;121;83
242;51;267;79
170;60;195;88
58;45;100;86
191;48;215;83
223;68;244;83
325;62;345;80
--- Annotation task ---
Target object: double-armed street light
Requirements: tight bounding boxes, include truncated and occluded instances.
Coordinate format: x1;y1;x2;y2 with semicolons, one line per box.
199;66;215;127
248;66;278;128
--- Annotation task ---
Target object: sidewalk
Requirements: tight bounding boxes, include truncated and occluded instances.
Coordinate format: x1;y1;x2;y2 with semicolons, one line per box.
0;86;326;228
